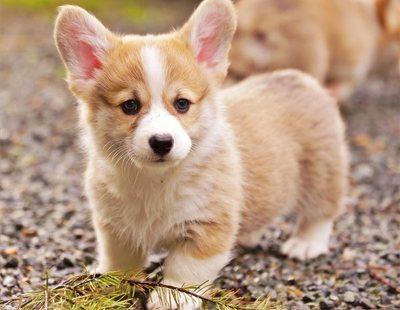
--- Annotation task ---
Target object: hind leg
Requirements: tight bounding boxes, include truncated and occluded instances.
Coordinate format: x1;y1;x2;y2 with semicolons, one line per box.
281;180;346;261
237;225;268;249
281;152;347;260
281;216;333;260
281;174;346;261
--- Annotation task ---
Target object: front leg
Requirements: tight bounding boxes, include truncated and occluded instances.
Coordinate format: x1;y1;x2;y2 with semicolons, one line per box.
148;221;236;310
93;216;146;273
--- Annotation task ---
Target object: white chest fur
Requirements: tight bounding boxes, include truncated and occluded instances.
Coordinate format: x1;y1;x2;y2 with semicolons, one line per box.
87;159;217;254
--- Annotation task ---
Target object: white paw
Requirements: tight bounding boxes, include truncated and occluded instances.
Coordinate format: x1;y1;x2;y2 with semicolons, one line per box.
147;289;201;310
281;236;329;260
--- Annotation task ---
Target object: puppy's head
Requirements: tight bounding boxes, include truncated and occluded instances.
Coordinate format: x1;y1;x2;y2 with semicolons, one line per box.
54;0;236;169
229;0;310;79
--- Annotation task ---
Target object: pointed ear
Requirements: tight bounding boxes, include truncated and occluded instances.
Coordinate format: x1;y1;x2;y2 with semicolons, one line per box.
375;0;400;35
385;1;400;35
181;0;237;82
54;5;118;91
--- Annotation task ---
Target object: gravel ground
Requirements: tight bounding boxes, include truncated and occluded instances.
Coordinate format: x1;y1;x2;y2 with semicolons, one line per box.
1;7;400;310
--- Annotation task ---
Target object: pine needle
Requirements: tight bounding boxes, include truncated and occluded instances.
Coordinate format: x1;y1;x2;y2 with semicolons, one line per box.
1;271;283;309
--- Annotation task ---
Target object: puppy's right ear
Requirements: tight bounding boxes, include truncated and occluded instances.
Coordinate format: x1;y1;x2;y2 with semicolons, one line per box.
54;6;119;93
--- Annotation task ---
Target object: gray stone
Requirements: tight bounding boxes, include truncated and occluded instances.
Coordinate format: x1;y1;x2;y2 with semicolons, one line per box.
3;276;16;288
319;299;335;310
343;291;357;304
359;298;374;309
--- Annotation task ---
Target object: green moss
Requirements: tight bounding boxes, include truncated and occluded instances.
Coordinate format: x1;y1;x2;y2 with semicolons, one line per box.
1;0;156;23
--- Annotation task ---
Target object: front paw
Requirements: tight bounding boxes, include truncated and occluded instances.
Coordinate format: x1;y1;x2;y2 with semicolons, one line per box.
281;236;329;260
147;289;201;310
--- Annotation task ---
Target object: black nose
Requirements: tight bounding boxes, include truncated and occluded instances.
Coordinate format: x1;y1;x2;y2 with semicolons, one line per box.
149;135;174;156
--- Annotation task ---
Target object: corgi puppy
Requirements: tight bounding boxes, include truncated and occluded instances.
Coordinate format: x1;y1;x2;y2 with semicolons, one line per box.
54;0;348;309
230;0;397;101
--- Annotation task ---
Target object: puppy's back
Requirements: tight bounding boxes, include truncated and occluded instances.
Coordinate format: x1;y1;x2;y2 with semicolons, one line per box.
223;69;343;140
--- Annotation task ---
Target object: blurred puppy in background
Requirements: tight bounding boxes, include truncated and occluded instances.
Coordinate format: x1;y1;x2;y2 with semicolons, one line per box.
230;0;400;102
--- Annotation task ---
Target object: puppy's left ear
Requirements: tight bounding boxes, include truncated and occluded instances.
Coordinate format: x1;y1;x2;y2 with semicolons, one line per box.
181;0;237;84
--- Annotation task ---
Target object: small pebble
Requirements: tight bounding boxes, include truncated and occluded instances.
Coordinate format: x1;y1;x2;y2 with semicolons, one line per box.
319;299;335;310
287;301;310;310
301;294;314;303
359;298;375;309
329;294;339;302
56;256;75;270
354;164;374;180
4;257;19;268
380;294;391;305
4;247;18;256
3;276;16;288
343;291;356;304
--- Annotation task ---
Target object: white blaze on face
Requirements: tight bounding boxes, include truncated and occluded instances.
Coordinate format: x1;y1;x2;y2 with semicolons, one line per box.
141;45;165;103
131;45;192;166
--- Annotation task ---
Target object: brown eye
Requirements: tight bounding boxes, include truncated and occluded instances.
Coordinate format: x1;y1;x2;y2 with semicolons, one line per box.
121;99;141;115
174;98;190;113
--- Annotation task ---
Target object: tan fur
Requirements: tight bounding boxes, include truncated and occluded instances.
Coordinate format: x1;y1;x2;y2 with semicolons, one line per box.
54;1;348;308
230;0;386;101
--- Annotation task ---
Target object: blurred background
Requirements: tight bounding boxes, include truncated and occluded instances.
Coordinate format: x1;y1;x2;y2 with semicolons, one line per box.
1;0;199;31
0;0;399;309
